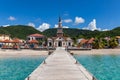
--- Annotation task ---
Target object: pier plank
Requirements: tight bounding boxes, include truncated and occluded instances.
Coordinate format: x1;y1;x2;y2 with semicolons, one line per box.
25;47;95;80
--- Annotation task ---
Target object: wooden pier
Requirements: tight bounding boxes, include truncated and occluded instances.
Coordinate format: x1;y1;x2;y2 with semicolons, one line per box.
25;47;96;80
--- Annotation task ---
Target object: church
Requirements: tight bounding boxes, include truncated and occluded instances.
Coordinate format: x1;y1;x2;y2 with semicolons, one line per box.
47;17;73;47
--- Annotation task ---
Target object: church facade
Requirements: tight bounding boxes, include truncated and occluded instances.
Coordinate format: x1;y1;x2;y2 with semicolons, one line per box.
47;17;73;47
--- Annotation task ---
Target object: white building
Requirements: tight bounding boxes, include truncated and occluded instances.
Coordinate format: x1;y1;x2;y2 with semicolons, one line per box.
27;33;44;41
0;34;11;41
47;17;73;47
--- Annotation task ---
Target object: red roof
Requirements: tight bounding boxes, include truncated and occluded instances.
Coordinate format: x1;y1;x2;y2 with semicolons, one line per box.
80;39;88;44
88;38;94;44
28;40;38;43
28;33;44;37
2;39;12;43
12;38;21;43
0;40;3;42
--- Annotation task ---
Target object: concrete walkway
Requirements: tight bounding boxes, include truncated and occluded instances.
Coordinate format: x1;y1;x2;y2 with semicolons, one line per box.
25;47;96;80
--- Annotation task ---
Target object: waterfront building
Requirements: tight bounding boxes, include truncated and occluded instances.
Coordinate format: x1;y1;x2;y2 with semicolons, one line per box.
0;34;11;41
77;38;94;48
47;17;73;47
27;33;45;41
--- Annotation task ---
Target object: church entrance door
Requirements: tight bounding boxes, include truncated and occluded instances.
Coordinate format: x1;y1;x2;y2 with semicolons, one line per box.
58;41;62;47
49;42;52;47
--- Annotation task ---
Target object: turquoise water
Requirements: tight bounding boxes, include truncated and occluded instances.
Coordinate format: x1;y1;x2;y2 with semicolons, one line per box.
74;55;120;80
0;56;46;80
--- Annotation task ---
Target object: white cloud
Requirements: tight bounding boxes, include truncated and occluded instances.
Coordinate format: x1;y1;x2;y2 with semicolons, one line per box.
88;19;97;31
81;19;110;31
8;16;16;21
28;22;35;27
75;17;85;24
97;28;101;31
82;27;88;30
2;24;10;27
63;19;72;23
63;26;69;28
83;19;110;31
54;24;69;28
102;29;109;31
83;19;101;31
54;24;58;28
37;23;50;32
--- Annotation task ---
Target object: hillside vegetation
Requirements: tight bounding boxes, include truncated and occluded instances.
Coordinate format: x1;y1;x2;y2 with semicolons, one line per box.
43;27;120;38
0;25;120;39
0;25;41;39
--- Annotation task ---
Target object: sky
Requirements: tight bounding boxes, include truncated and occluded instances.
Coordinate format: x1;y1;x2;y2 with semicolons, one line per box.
0;0;120;32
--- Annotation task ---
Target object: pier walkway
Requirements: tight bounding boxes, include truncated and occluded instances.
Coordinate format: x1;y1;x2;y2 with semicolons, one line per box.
25;47;96;80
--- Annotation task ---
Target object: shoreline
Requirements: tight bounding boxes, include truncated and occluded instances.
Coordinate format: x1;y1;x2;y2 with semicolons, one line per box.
0;49;48;57
1;49;120;57
70;49;120;55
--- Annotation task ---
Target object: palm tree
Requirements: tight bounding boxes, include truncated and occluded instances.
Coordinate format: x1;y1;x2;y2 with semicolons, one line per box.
92;38;105;49
109;38;118;48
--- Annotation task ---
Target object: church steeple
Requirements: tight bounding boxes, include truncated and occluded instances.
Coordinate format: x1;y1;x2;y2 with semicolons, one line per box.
58;16;62;28
59;16;61;22
57;17;63;37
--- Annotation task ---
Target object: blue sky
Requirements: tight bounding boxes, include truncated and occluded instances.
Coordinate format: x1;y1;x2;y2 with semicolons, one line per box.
0;0;120;31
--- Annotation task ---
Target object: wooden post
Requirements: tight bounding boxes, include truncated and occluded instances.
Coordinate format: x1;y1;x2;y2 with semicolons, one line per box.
27;76;30;80
75;60;78;64
43;60;46;64
92;76;96;80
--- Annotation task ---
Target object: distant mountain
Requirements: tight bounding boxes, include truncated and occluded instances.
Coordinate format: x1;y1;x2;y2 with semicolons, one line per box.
43;27;120;38
43;28;93;38
43;28;101;38
0;25;120;40
0;25;41;39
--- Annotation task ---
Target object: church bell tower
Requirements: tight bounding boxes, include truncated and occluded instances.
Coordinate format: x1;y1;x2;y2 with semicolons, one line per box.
57;17;63;37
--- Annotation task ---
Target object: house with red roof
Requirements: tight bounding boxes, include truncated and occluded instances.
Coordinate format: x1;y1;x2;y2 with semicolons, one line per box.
27;33;45;47
27;33;44;41
77;38;94;48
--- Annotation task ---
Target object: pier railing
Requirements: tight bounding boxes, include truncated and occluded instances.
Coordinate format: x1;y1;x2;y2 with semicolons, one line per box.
68;50;97;80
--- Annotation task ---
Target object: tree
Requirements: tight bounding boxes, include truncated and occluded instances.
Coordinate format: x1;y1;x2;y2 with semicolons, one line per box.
71;37;77;46
109;38;118;48
92;38;105;49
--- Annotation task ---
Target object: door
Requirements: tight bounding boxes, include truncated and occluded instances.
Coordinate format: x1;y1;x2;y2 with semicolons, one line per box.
49;42;52;47
58;41;62;47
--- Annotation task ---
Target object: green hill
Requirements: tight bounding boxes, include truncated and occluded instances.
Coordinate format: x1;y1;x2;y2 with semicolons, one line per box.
43;27;120;38
0;25;41;39
0;25;120;40
43;28;101;38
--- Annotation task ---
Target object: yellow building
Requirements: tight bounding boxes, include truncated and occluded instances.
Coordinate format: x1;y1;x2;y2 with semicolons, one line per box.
0;34;12;47
0;34;11;41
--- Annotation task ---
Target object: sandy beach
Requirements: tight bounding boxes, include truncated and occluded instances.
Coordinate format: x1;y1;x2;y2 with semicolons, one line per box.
0;49;48;57
70;49;120;55
1;48;120;57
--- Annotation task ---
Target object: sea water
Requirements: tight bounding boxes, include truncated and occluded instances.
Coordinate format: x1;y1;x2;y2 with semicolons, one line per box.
74;55;120;80
0;56;46;80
